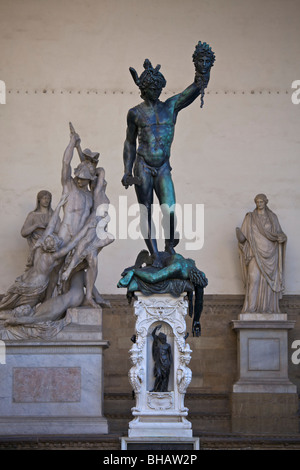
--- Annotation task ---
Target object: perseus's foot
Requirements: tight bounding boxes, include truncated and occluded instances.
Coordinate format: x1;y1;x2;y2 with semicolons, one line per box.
165;246;176;255
165;240;176;255
151;254;164;269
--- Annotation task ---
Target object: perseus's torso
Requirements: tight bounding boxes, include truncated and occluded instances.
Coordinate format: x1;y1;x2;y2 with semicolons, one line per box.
135;101;175;167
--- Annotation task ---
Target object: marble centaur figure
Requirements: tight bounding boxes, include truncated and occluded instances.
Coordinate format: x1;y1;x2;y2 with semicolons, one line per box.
0;123;114;330
119;42;215;336
236;194;287;314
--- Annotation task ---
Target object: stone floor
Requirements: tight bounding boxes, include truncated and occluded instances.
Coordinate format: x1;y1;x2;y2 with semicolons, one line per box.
1;432;300;450
1;390;300;450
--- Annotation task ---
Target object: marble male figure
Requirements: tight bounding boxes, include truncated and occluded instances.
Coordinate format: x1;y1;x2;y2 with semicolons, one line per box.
0;125;113;328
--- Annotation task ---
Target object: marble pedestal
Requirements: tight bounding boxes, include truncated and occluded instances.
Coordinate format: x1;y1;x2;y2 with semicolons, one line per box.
122;293;199;450
231;313;298;434
0;307;109;435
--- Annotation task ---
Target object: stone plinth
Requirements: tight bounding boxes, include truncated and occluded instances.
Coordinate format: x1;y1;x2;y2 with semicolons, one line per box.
122;293;199;449
231;313;298;433
121;436;200;450
0;307;109;435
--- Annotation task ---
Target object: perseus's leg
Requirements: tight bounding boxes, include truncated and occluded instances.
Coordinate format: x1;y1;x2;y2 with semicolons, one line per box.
154;167;176;254
134;166;162;267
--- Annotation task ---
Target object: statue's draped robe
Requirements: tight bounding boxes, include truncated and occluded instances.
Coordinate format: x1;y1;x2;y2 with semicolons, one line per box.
0;275;48;311
238;208;286;313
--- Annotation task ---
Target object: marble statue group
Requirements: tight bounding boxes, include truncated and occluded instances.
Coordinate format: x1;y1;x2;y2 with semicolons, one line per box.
0;123;114;329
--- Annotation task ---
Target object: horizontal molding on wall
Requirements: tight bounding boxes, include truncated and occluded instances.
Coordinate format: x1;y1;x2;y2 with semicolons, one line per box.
103;294;300;311
4;88;292;96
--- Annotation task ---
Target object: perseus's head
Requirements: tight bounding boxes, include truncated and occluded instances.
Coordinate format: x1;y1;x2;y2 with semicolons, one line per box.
129;59;167;102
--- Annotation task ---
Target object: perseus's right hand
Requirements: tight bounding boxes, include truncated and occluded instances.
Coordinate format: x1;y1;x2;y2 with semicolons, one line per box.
121;173;131;189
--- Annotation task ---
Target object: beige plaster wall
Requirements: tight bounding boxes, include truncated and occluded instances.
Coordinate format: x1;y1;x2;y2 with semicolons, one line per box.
0;0;299;295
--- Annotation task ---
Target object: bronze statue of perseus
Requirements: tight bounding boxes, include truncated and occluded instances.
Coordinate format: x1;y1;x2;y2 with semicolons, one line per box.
122;42;215;268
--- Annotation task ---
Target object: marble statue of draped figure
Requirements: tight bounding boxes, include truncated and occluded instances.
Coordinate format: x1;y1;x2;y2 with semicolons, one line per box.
236;194;287;313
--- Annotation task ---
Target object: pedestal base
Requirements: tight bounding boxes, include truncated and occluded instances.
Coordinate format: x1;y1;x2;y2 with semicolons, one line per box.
128;414;192;439
124;293;196;444
231;312;298;434
121;436;200;450
0;307;109;435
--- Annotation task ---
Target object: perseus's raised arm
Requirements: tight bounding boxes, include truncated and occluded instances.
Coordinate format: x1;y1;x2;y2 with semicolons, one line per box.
173;41;215;113
172;82;202;115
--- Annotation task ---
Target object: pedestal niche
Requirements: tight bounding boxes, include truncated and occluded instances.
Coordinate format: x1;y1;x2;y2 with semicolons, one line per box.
121;293;199;450
0;307;109;435
231;313;298;434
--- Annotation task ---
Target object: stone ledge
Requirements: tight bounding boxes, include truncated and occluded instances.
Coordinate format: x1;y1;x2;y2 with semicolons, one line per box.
105;293;300;304
231;320;296;330
1;432;300;450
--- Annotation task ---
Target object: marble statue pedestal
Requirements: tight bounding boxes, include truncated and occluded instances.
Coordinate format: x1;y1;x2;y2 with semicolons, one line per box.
231;313;298;434
121;293;199;450
0;307;109;435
